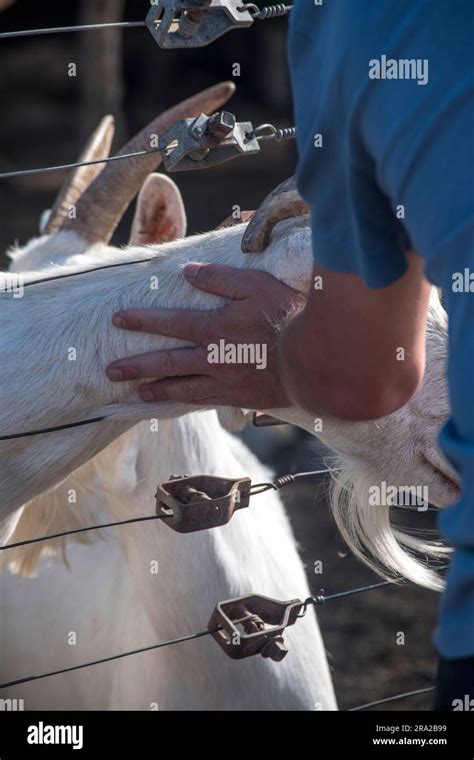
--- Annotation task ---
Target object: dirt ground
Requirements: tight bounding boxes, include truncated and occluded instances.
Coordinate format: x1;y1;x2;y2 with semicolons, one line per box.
0;1;440;711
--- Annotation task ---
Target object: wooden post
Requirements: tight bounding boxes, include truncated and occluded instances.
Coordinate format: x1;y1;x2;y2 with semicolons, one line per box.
78;0;126;145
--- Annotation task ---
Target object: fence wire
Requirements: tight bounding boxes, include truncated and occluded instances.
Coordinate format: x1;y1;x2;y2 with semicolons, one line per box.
0;467;438;552
0;123;295;181
0;5;293;41
0;3;440;714
0;468;335;551
0;20;145;40
349;686;435;712
0;580;401;692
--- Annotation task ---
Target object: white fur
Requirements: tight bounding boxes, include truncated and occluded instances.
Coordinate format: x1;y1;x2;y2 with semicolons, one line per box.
1;220;336;710
2;222;457;586
0;413;336;709
0;212;457;709
1;221;312;523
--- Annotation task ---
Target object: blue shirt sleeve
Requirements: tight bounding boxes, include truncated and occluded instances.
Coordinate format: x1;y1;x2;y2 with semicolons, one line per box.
288;0;473;289
288;0;474;659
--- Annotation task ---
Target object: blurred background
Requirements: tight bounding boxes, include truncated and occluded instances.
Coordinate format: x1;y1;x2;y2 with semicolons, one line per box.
0;0;294;266
0;0;439;710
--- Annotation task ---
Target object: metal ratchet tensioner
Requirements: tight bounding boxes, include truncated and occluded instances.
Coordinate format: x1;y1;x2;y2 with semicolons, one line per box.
146;0;254;48
208;594;304;661
160;110;261;171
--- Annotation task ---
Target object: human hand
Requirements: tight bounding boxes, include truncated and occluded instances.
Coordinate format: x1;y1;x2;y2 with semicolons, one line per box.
106;262;305;409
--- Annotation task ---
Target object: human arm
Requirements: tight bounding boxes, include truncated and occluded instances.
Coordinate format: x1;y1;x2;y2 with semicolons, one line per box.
106;251;429;421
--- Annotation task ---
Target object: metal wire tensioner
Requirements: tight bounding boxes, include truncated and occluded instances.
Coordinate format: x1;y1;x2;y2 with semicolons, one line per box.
0;468;335;551
147;0;254;48
0;113;295;181
160;111;296;171
0;579;399;688
146;0;293;48
0;464;440;550
209;582;395;661
0;2;293;48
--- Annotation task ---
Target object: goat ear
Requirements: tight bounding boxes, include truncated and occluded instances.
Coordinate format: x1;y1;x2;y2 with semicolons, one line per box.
129;174;187;245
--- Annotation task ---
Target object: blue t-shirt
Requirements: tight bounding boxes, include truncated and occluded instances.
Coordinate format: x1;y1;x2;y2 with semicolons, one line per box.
288;0;474;658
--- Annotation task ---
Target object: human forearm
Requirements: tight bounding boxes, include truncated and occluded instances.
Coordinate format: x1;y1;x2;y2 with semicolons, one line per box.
279;258;430;421
280;309;421;421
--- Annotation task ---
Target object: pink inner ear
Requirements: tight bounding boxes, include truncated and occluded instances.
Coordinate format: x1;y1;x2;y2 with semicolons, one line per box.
141;203;178;244
156;219;178;242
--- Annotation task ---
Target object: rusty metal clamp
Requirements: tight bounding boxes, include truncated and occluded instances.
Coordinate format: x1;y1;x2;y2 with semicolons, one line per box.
155;474;251;533
160;111;260;171
252;412;288;428
146;0;254;49
209;594;304;661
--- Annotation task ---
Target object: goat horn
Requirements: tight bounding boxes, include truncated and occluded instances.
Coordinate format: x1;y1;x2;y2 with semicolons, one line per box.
59;82;236;244
241;176;310;254
44;115;116;235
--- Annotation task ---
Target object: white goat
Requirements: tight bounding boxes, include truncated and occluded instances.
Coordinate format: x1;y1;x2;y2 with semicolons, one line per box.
1;83;457;577
0;82;456;709
1;85;336;709
0;412;337;710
